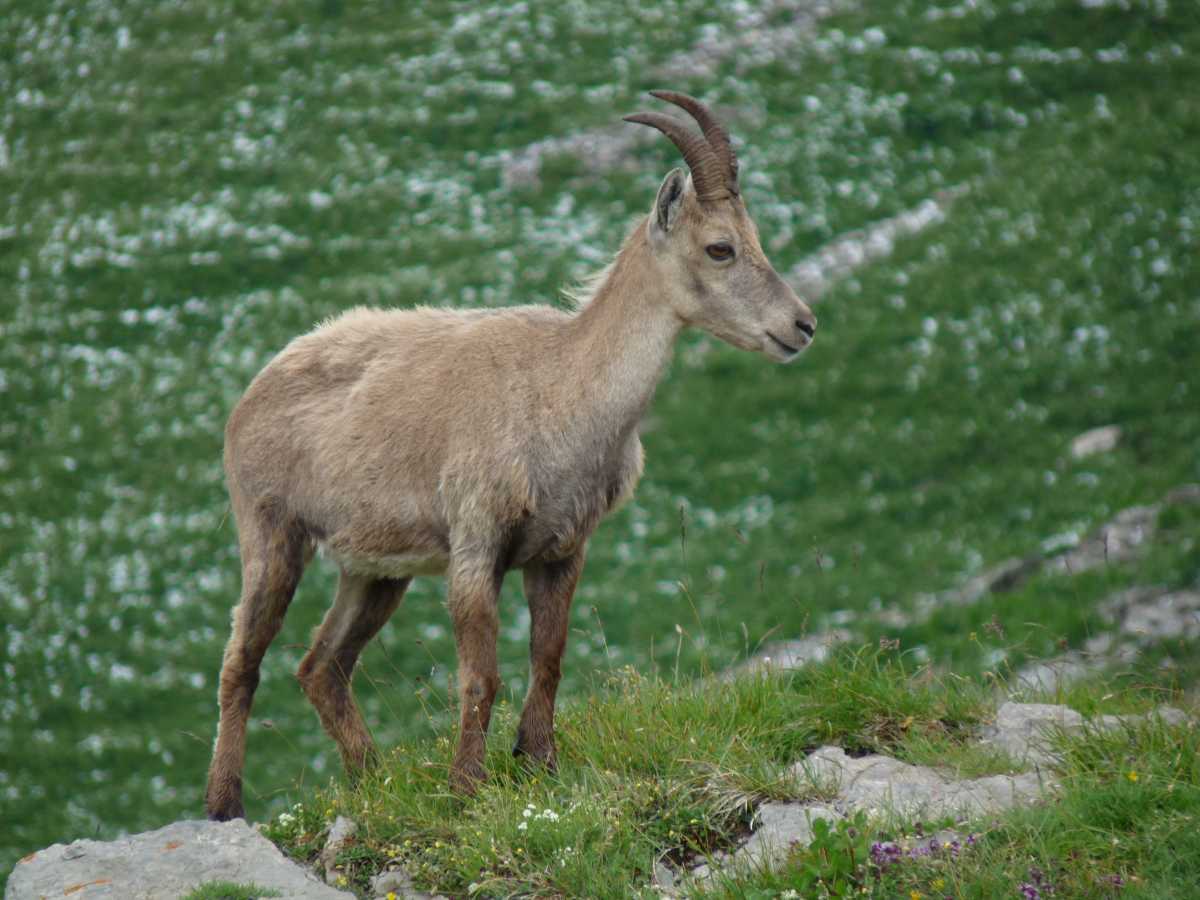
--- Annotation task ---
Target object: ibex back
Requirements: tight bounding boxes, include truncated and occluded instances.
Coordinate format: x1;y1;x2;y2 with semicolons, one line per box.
205;90;816;820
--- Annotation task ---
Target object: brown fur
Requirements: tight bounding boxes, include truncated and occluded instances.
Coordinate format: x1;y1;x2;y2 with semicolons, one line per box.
204;159;816;820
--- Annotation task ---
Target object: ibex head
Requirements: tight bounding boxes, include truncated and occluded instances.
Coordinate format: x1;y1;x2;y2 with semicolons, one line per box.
626;90;816;362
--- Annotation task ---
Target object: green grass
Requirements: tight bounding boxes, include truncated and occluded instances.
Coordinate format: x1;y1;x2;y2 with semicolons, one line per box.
180;882;281;900
3;0;1200;886
260;650;1195;897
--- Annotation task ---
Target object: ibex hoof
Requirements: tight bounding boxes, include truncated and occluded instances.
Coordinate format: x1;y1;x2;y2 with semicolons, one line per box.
449;760;487;796
512;729;558;771
205;779;245;822
344;745;382;784
206;802;245;822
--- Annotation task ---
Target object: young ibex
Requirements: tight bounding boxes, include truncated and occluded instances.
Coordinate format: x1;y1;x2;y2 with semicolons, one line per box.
205;91;816;820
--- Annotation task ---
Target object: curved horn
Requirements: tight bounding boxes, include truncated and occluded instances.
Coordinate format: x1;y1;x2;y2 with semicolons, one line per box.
623;111;731;202
648;90;739;192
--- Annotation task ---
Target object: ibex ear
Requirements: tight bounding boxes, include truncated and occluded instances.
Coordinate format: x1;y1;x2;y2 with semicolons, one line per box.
652;167;688;235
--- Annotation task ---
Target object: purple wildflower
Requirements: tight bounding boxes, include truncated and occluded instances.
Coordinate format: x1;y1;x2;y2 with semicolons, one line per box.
1020;884;1041;900
869;841;903;870
1025;865;1054;895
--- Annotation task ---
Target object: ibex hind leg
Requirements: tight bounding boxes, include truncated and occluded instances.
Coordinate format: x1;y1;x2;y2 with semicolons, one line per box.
297;572;409;776
205;502;310;822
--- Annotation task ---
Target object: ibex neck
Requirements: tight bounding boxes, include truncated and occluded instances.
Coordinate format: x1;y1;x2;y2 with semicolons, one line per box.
566;221;681;436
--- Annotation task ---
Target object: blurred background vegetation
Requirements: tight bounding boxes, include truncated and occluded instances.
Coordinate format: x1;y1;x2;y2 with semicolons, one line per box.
2;0;1198;882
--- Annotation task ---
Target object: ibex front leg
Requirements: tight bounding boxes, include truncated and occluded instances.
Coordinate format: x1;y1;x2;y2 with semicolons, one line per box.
448;558;503;794
513;550;585;770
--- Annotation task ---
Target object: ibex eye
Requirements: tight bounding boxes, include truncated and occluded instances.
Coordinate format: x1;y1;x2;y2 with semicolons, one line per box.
705;242;734;261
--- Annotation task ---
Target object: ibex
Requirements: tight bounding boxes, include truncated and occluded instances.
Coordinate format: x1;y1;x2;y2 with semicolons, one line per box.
205;91;816;820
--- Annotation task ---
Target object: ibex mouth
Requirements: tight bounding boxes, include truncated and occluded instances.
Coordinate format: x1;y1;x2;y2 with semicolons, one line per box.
766;332;801;356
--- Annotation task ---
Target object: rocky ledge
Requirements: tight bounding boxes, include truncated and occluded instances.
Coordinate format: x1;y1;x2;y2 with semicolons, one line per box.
4;818;351;900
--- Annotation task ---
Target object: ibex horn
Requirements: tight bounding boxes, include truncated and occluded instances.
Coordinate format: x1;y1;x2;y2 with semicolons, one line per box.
624;90;739;201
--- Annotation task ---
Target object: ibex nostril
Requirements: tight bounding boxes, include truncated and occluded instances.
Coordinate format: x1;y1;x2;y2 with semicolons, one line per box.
797;319;816;338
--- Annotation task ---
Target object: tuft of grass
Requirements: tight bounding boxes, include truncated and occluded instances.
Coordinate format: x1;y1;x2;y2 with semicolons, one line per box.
180;882;281;900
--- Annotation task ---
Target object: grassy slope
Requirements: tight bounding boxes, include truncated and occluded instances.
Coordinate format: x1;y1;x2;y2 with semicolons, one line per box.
265;653;1198;898
2;0;1199;885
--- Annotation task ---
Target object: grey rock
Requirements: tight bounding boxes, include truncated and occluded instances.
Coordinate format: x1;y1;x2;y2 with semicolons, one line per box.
909;486;1197;624
370;867;447;899
651;859;677;895
1098;585;1168;624
731;630;853;678
735;802;840;868
1070;425;1121;458
686;851;727;883
874;607;913;629
320;815;358;885
1083;632;1116;655
1095;706;1189;732
1015;655;1095;692
981;702;1084;765
1107;588;1200;642
1044;504;1159;576
982;702;1191;766
5;819;353;900
794;746;1047;819
1153;706;1189;727
655;0;837;82
787;190;966;300
491;123;646;190
1165;483;1200;506
913;556;1040;621
372;869;414;895
755;631;854;669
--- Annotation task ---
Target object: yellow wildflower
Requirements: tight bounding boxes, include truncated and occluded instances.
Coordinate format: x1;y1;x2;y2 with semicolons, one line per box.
910;892;922;900
1127;771;1139;783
